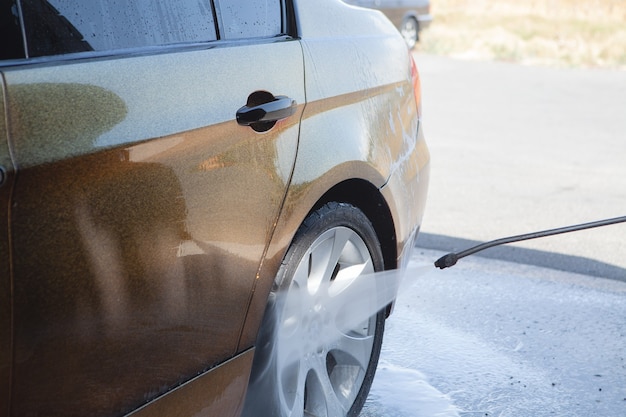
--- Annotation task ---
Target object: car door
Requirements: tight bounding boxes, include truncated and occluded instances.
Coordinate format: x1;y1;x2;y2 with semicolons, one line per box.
0;76;16;417
2;0;304;416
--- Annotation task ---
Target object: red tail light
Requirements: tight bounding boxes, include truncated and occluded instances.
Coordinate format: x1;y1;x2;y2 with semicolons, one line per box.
409;53;422;118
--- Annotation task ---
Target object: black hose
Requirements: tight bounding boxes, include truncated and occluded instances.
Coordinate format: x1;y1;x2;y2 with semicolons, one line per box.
434;215;626;269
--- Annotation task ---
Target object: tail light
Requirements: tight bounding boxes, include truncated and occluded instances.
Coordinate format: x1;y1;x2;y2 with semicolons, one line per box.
409;53;422;118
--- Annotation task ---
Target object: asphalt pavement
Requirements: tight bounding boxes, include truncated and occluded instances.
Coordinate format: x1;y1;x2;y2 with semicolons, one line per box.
412;53;626;281
362;249;626;417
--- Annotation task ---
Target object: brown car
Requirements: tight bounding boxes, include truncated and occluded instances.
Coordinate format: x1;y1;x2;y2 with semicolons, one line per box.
0;0;430;416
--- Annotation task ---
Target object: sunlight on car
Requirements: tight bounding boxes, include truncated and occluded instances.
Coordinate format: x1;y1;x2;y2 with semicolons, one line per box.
0;1;429;416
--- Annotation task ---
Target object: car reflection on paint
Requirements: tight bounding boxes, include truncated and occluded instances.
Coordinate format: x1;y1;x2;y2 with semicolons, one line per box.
343;0;433;48
0;0;429;416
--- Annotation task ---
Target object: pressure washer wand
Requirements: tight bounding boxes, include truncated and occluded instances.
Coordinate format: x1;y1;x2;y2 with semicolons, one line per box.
434;215;626;269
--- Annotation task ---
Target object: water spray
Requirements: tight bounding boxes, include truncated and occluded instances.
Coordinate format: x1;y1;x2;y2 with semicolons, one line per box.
258;215;626;381
434;215;626;269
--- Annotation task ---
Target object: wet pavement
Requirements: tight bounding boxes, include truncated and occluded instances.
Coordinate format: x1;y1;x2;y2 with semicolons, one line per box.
361;248;626;417
414;52;626;273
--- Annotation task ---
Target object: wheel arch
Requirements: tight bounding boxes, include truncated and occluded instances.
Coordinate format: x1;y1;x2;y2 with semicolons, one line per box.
309;178;398;271
402;11;420;25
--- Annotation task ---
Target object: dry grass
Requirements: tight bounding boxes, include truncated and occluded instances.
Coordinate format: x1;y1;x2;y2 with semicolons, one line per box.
416;0;626;69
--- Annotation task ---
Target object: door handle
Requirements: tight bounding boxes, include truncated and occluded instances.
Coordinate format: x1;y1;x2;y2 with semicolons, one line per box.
236;91;297;132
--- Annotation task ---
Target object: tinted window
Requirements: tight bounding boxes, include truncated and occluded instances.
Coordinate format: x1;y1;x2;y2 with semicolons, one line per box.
21;0;217;57
216;0;282;40
0;0;25;60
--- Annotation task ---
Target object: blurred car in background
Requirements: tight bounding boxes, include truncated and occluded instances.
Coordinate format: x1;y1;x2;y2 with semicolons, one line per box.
344;0;433;48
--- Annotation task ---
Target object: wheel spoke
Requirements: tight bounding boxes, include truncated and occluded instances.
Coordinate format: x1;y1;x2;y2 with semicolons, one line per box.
279;352;307;417
327;260;378;337
300;356;350;417
306;237;332;292
304;358;329;416
290;370;306;417
281;274;305;338
324;228;353;282
317;356;352;416
327;259;372;297
332;332;375;372
308;228;352;291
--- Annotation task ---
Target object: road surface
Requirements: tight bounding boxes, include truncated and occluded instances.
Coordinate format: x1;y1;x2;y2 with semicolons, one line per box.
362;249;626;417
412;53;626;281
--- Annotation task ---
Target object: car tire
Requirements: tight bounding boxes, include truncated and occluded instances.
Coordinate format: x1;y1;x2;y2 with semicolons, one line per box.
243;202;385;417
400;17;419;49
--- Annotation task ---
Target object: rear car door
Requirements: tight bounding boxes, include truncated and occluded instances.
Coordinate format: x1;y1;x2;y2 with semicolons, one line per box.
0;69;15;417
1;1;304;416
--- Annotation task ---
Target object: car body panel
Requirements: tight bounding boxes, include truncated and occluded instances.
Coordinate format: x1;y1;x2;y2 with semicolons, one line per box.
295;0;428;261
3;39;304;416
380;123;430;267
127;349;254;417
0;0;430;415
0;78;15;417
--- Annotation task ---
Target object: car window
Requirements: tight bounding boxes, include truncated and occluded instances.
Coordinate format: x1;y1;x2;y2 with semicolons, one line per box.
215;0;282;40
20;0;217;58
0;0;24;60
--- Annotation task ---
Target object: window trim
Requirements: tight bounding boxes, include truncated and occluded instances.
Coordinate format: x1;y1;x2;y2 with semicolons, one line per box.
1;0;299;65
283;0;298;38
16;0;28;58
0;35;297;69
